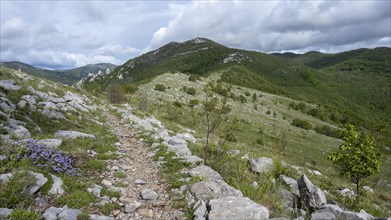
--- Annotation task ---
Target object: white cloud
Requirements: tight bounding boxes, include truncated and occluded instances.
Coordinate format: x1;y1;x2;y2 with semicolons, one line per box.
0;1;390;69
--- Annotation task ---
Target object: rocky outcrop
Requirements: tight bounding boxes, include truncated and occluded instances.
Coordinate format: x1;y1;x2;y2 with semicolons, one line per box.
297;174;327;210
0;79;21;91
54;130;96;139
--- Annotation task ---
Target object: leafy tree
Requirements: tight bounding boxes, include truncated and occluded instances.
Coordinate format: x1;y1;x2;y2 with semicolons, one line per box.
203;82;231;159
328;124;382;198
154;84;166;91
107;83;124;104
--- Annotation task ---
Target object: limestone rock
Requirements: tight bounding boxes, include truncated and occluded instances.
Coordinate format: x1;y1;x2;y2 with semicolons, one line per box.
190;180;243;201
228;149;240;156
27;171;48;195
0;208;13;219
279;174;299;195
310;211;336;220
54;130;96;139
43;206;63;220
297;174;327;210
38;139;62;149
318;204;343;217
0;79;21;91
342;209;374;220
189;165;222;181
193;199;207;219
141;189;159;200
249;157;274;173
0;173;13;184
49;174;64;197
58;207;81;220
176;132;196;143
124;200;141;213
208;196;269;220
180;155;204;166
89;214;115;220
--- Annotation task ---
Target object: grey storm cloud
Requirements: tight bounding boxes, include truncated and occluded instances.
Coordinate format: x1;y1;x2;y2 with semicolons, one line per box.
1;0;390;69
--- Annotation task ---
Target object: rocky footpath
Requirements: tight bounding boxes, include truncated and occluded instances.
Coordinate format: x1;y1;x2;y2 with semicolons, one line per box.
113;104;270;220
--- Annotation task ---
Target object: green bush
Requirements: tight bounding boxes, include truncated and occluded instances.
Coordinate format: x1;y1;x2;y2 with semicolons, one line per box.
8;209;40;220
186;87;197;95
244;91;251;96
173;101;183;108
188;75;199;81
189;99;199;107
291;118;312;129
314;125;343;138
154;84;166;91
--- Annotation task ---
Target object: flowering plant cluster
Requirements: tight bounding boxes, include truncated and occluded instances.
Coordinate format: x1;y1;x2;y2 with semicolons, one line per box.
9;139;78;176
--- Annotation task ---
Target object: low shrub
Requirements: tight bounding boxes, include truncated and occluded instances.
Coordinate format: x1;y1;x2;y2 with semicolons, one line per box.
154;84;166;92
291;118;312;130
0;171;35;208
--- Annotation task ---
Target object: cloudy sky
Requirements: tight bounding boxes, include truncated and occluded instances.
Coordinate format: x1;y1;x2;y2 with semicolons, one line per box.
1;1;390;69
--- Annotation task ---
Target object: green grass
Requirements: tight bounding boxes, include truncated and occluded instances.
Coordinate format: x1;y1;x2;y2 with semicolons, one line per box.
101;188;121;198
58;190;95;209
113;171;127;179
123;71;391;217
0;171;35;209
7;209;40;220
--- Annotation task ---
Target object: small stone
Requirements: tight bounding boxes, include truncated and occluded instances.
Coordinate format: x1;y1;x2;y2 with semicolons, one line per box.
42;206;63;220
58;207;81;220
124;201;141;213
0;208;13;219
89;214;115;220
140;189;158;200
138;209;154;218
49;174;64;197
228;149;240;156
135;179;146;185
36;197;49;207
251;181;258;188
172;210;185;220
102;179;112;187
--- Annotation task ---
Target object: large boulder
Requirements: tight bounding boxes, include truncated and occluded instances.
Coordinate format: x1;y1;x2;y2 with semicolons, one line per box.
54;130;96;139
249;157;274;173
190;180;243;201
318;204;343;217
208;196;269;220
168;144;192;156
297;174;327;210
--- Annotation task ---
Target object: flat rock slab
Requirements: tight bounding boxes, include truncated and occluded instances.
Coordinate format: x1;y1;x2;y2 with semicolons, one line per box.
208;196;269;220
89;214;115;220
38;139;63;149
49;174;64;197
0;80;21;91
190;180;243;201
311;211;336;220
54;130;96;139
189;165;222;181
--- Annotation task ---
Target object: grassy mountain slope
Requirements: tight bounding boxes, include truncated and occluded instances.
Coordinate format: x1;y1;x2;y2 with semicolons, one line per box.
85;38;390;133
0;61;116;85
